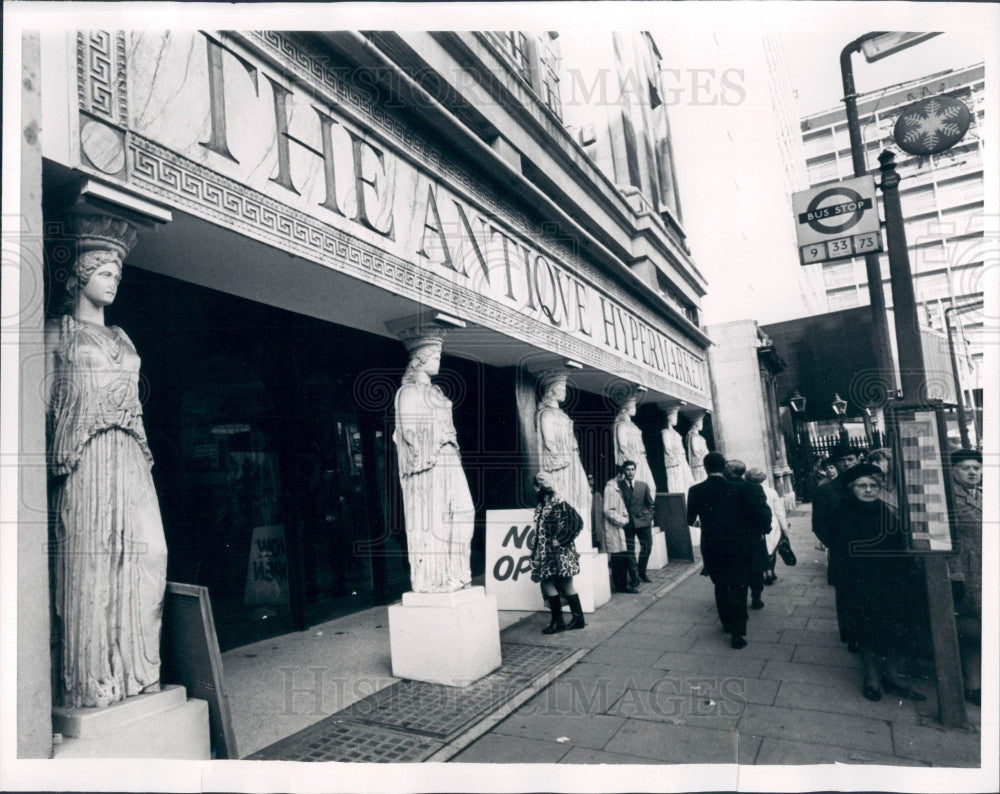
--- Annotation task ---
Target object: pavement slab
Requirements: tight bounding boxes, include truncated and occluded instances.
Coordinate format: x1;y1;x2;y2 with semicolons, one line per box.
892;722;981;767
605;687;745;732
760;659;859;688
603;720;763;764
791;643;862;668
653;650;768;678
687;637;795;662
805;616;841;633
491;711;628;749
777;628;845;647
601;628;696;651
581;644;667;668
755;736;926;766
683;623;785;645
774;680;923;724
737;703;895;755
558;746;665;764
519;678;625;717
610;619;698;637
450;733;572;763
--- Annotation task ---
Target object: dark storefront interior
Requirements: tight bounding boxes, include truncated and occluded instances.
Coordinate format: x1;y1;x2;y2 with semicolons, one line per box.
48;260;709;651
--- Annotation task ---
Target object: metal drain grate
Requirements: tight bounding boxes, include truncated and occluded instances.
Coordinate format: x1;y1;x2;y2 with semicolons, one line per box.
247;719;442;763
343;642;574;739
247;642;575;761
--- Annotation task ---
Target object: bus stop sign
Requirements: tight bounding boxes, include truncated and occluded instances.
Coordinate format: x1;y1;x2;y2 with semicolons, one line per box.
792;175;883;265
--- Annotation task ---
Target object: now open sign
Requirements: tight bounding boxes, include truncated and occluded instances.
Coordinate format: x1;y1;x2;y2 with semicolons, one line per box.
484;509;546;611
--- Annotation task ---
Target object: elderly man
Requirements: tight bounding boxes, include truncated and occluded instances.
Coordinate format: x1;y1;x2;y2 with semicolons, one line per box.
812;444;864;649
948;449;982;706
724;459;772;610
688;452;771;649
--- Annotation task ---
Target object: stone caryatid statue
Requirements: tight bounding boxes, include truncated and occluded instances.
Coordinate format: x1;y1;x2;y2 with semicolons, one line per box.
535;369;592;544
45;214;167;709
392;328;475;593
686;410;710;484
662;406;695;493
613;393;657;491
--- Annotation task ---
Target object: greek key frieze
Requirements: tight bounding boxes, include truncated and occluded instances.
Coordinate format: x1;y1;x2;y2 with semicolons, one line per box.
77;30;127;125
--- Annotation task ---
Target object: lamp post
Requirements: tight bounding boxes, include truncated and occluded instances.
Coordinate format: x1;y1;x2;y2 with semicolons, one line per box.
831;393;848;443
789;389;807;441
788;390;808;499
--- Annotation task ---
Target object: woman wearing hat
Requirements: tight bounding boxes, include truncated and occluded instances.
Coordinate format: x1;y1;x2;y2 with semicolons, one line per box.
830;463;925;702
528;471;586;634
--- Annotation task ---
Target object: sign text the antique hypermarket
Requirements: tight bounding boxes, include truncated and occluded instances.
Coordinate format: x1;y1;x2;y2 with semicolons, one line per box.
122;31;706;393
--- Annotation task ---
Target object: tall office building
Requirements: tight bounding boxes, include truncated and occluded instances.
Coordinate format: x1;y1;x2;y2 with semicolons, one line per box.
800;63;986;387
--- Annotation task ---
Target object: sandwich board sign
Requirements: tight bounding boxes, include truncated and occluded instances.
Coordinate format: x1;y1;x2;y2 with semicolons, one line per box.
793;175;883;265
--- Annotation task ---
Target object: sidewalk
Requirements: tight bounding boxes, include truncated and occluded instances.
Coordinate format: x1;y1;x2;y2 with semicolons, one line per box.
225;505;982;767
450;506;982;766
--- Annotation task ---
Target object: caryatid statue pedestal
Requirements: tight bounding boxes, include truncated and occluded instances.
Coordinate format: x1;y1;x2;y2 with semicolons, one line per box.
52;685;209;759
386;320;501;686
389;587;501;687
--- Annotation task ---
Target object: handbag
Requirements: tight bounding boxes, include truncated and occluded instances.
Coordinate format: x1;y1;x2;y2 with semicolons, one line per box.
776;532;797;566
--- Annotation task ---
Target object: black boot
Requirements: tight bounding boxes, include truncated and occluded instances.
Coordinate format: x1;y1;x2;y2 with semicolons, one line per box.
542;595;566;634
565;593;586;630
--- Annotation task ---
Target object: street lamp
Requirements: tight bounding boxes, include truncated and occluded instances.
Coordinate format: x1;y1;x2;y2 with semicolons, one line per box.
789;389;807;443
831;393;848;442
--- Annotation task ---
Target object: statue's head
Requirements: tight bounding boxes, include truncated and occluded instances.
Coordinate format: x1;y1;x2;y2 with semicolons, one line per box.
63;249;123;313
618;397;637;418
665;406;680;428
402;332;445;377
538;370;568;404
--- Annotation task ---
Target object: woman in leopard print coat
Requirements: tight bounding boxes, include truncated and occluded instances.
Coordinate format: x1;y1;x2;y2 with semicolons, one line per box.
529;471;586;634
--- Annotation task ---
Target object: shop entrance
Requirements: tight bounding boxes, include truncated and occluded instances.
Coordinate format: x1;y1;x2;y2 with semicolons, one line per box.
113;268;411;650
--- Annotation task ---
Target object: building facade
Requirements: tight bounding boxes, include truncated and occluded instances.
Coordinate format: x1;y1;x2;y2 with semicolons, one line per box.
15;29;712;756
705;320;795;506
800;63;986;389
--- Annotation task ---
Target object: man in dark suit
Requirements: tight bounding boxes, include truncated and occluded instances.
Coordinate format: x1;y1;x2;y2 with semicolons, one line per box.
687;452;771;649
620;459;656;586
812;443;863;649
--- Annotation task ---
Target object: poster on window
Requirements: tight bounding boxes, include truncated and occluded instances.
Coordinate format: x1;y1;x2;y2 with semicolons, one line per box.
891;407;956;553
244;524;291;606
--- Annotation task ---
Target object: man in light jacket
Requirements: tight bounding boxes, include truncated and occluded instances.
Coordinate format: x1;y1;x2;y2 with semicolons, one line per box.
602;467;636;593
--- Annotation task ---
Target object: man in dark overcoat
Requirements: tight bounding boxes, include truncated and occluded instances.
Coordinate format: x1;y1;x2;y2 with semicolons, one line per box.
811;443;863;649
620;459;656;586
723;459;771;610
687;452;771;649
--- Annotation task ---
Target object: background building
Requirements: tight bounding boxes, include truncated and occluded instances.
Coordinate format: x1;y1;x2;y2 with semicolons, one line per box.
800;63;986;393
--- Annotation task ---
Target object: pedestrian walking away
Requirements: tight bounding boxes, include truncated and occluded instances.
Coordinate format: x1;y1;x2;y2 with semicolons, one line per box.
687;452;770;649
619;459;656;585
724;459;772;610
744;467;792;586
527;471;586;634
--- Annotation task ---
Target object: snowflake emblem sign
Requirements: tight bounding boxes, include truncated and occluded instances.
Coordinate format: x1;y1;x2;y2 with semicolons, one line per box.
893;94;972;157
